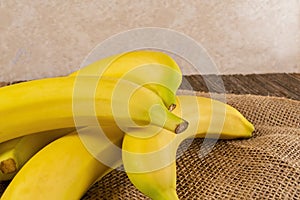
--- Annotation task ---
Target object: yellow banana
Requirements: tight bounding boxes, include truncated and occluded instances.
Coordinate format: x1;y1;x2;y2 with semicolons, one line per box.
122;95;255;200
0;76;187;143
0;127;76;181
70;50;182;110
1;95;254;199
1;126;123;200
0;94;252;181
123;127;179;200
174;95;255;141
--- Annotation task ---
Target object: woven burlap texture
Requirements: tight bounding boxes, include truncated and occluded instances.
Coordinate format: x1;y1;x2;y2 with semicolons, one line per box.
0;86;299;199
81;91;300;200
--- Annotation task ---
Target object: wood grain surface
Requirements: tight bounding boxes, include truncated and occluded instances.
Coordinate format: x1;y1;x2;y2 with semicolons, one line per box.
180;73;300;101
1;73;299;100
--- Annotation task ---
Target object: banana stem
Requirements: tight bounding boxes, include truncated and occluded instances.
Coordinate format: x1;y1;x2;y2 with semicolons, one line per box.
168;104;176;112
150;105;189;134
0;157;17;174
174;120;189;134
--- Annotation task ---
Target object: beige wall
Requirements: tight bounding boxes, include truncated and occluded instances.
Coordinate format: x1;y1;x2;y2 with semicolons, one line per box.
0;0;299;81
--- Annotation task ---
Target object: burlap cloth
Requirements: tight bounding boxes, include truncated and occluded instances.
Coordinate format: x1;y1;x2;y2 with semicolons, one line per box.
0;84;299;199
82;91;300;200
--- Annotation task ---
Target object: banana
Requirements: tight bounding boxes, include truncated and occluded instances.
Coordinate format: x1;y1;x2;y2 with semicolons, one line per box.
0;76;188;143
1;95;254;199
0;94;252;181
123;127;179;200
122;95;255;200
70;50;182;110
0;127;76;181
174;95;255;141
1;126;124;200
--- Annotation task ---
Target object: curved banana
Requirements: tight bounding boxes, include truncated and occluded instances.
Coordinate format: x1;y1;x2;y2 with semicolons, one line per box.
1;126;123;200
70;50;182;110
0;94;252;181
0;76;187;143
0;127;76;181
122;128;179;200
174;95;255;141
122;95;255;199
1;95;254;199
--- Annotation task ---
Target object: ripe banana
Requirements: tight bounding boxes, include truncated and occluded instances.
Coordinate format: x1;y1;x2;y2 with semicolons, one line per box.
70;50;182;110
173;95;255;141
122;95;255;200
0;76;187;143
0;127;76;181
1;95;254;199
1;126;124;200
0;94;253;180
123;127;179;200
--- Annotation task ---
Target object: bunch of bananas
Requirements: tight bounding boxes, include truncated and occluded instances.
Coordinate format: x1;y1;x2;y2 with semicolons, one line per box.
0;50;254;200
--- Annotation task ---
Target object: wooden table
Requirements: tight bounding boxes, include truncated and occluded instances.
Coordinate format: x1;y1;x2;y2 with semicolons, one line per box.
1;73;299;100
180;73;300;101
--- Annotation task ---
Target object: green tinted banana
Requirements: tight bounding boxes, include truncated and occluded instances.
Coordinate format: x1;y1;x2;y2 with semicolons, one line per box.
1;126;123;200
1;95;254;199
0;76;187;143
0;128;76;181
70;50;182;110
122;95;255;199
0;94;252;181
122;128;179;200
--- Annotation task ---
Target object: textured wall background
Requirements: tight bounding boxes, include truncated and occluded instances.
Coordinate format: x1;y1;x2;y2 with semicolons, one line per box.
0;0;299;81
